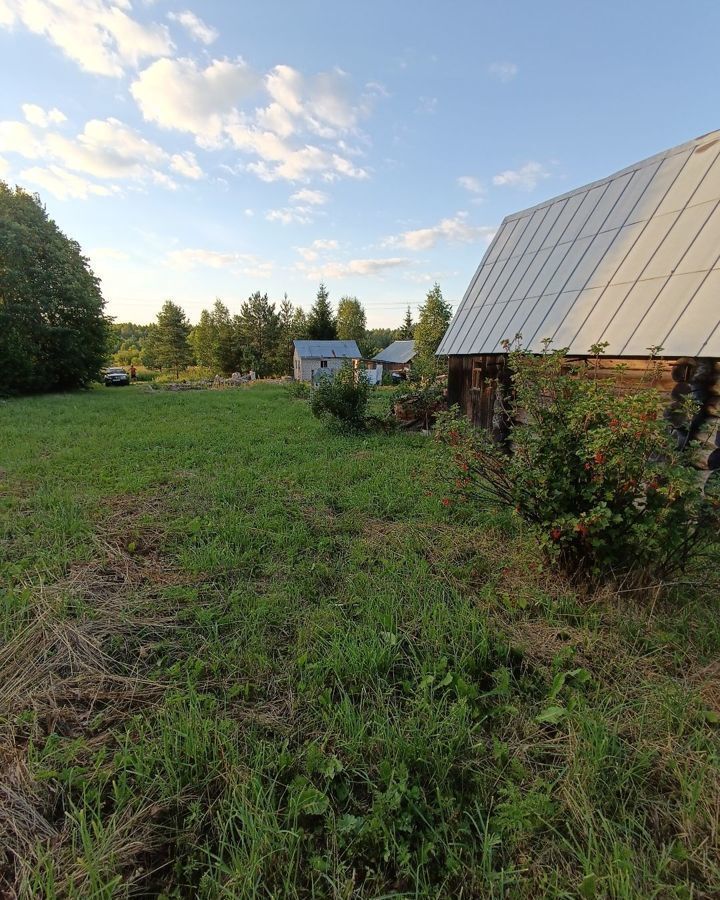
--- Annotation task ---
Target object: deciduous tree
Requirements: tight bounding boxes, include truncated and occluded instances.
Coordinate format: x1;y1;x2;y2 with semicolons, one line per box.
0;182;108;394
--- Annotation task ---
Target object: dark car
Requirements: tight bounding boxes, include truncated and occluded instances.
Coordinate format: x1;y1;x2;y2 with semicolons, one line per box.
104;367;130;387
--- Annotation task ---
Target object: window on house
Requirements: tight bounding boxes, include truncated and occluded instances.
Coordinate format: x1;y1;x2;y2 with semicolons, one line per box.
320;360;328;368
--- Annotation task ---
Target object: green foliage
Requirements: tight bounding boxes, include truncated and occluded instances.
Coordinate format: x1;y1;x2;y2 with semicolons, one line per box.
0;182;108;394
310;362;371;431
235;291;280;377
152;300;193;378
336;295;367;345
436;346;720;582
307;282;337;340
414;282;452;359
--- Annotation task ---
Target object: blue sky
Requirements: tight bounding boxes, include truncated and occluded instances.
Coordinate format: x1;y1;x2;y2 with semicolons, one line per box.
1;0;718;328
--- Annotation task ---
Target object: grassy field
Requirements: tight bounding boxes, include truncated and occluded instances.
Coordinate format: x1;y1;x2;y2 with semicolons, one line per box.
1;383;719;898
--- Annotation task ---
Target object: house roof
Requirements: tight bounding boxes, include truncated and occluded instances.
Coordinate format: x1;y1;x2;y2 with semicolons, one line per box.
372;340;416;364
437;130;720;358
293;340;361;358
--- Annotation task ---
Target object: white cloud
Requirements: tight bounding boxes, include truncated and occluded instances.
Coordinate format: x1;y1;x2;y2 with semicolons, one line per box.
0;120;44;158
0;155;9;177
131;56;260;146
265;206;313;225
457;175;485;202
45;117;167;180
170;150;204;179
22;104;66;128
492;161;550;190
290;188;328;205
0;0;173;77
130;57;373;183
386;212;496;251
19;165;114;200
295;238;338;261
165;247;273;278
1;114;203;197
168;10;218;45
302;257;409;279
488;62;518;82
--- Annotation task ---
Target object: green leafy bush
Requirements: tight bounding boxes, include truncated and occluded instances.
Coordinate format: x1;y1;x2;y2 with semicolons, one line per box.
286;379;312;400
436;346;720;582
310;363;370;431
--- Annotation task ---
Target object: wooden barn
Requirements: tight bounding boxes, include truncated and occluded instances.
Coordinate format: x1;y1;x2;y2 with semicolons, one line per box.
437;130;720;471
372;340;417;373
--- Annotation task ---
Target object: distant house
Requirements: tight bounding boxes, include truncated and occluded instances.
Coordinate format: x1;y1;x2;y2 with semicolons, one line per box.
437;130;720;469
293;340;361;382
372;340;416;373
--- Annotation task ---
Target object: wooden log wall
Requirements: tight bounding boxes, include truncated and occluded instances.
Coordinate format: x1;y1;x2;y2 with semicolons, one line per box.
447;355;720;471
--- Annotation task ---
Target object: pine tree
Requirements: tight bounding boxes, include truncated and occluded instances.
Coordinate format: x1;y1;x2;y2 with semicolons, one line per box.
236;292;280;377
211;300;240;374
414;283;453;359
398;306;414;340
307;282;337;340
154;300;192;378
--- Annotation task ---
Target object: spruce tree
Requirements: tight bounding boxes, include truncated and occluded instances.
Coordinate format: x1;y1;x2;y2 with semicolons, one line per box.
307;282;337;340
414;283;453;358
154;300;192;378
398;306;414;340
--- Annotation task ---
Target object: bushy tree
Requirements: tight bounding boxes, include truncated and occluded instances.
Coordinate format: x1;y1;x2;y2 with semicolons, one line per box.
310;362;370;432
436;346;720;583
191;309;218;368
414;283;452;359
153;300;192;378
307;282;337;340
336;296;367;342
0;182;109;393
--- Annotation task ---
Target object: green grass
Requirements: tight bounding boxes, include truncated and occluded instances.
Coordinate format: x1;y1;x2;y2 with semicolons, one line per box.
1;383;718;898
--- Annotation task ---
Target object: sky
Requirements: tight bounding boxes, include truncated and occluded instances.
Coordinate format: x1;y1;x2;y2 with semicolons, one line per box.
0;1;718;329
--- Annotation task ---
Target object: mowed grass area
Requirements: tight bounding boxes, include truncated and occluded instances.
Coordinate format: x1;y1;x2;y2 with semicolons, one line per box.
1;384;719;899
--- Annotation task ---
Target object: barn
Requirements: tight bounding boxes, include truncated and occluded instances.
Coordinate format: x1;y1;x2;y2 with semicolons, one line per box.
437;130;720;470
372;340;417;373
293;340;361;383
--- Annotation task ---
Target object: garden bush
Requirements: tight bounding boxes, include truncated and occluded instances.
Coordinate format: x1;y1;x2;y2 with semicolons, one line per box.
310;363;371;431
436;345;720;583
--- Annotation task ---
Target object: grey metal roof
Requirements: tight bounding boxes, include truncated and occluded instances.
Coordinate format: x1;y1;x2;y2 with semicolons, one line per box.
293;340;361;358
437;130;720;358
372;340;416;364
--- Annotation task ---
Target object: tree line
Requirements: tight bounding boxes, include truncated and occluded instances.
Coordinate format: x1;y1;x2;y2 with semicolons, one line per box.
115;282;453;378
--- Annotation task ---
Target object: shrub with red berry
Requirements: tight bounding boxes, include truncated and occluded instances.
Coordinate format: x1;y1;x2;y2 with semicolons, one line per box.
435;346;720;583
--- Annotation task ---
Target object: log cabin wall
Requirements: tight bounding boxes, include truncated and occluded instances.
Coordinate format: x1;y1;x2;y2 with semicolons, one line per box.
447;355;720;471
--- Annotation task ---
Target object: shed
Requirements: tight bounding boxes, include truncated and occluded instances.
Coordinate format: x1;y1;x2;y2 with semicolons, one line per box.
438;130;720;467
372;340;417;372
293;340;361;382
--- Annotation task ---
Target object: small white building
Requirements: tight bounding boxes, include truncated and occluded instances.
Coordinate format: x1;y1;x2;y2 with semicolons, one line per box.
293;340;361;382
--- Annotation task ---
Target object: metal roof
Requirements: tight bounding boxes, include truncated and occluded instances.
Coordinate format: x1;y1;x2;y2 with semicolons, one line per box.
293;340;361;358
437;130;720;358
372;340;416;364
